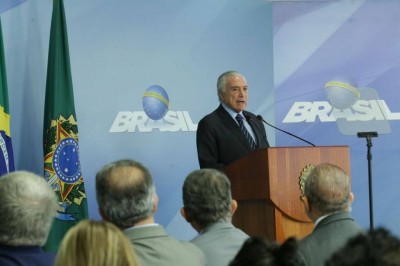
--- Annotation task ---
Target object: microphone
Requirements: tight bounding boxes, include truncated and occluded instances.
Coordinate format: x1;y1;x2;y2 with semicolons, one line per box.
244;114;270;147
256;115;315;146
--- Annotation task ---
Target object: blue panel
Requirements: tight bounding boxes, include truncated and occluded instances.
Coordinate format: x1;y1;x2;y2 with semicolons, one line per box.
0;0;28;13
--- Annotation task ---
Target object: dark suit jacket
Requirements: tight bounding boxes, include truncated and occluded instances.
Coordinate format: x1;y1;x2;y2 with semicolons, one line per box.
0;245;55;266
196;104;269;169
124;225;205;266
298;212;364;266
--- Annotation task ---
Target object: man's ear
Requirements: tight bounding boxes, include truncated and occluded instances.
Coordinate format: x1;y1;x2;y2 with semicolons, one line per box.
302;196;312;213
180;207;192;223
349;192;354;204
153;194;159;213
218;91;224;100
231;199;238;215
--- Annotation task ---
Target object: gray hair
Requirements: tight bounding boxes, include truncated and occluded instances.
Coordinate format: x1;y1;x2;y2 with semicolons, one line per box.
304;163;351;215
182;168;232;227
0;171;57;246
95;159;156;228
217;70;246;101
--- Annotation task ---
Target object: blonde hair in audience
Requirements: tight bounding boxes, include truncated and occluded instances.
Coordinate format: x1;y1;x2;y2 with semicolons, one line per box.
55;220;138;266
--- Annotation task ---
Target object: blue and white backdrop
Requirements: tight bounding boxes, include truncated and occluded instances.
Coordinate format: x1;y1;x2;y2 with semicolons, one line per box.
2;0;399;239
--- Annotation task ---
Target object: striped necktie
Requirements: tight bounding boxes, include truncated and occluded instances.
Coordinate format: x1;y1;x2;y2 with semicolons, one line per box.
235;114;256;150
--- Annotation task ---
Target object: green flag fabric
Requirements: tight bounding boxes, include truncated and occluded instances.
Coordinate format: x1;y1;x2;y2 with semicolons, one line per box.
43;0;88;252
0;18;15;176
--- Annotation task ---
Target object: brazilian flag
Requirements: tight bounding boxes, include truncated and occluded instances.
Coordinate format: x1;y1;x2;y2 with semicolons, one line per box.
43;0;88;252
0;18;15;177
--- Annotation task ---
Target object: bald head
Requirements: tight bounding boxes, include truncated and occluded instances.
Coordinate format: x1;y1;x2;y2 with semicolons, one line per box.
106;165;145;189
95;159;156;228
304;163;352;217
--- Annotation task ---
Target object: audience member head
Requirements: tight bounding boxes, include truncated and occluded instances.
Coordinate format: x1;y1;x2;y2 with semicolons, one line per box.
326;227;400;266
55;220;138;266
229;236;305;266
181;168;236;231
0;171;57;247
95;159;157;229
302;163;353;221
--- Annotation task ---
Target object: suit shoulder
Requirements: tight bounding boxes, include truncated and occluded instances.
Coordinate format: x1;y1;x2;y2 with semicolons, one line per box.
197;107;224;126
178;240;206;262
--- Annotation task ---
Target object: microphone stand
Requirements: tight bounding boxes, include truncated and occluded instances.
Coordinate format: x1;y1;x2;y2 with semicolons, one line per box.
257;115;315;146
357;131;378;230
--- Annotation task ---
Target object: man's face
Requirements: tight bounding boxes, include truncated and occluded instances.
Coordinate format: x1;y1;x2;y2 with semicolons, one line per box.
219;75;248;113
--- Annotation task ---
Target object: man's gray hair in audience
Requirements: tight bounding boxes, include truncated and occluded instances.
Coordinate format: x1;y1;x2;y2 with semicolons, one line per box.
304;163;351;215
0;171;57;246
182;168;232;228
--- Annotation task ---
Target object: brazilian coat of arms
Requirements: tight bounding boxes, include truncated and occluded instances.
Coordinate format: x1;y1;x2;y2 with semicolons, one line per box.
44;114;86;221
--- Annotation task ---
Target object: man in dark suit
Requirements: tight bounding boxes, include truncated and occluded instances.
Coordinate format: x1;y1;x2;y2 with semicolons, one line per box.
0;171;58;266
196;70;269;170
298;163;364;266
96;159;205;266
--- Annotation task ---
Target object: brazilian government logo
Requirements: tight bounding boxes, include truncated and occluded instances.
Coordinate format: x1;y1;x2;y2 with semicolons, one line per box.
44;115;86;221
142;85;170;120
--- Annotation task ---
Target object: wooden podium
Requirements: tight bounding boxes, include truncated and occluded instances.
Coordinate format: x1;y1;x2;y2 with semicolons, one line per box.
223;146;350;242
